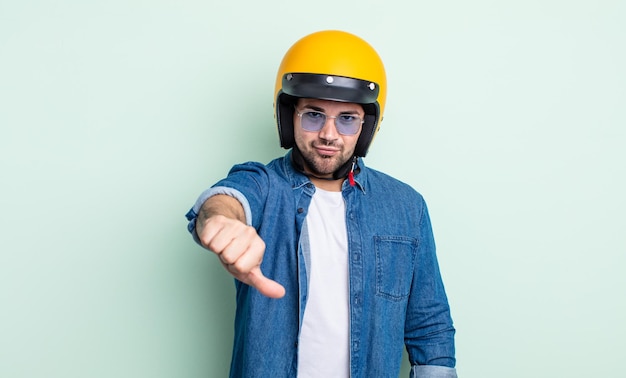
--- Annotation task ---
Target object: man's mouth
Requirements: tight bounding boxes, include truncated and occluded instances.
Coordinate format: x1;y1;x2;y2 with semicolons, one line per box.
313;144;340;156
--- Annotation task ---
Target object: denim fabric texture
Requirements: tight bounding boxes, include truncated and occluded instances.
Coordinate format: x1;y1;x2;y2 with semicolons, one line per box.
186;151;456;378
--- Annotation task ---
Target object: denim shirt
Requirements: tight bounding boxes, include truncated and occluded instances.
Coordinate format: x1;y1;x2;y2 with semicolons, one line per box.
186;151;456;378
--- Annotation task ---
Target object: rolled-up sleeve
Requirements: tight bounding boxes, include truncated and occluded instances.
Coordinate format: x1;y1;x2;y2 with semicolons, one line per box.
411;365;457;378
185;186;253;246
185;161;272;247
404;198;456;369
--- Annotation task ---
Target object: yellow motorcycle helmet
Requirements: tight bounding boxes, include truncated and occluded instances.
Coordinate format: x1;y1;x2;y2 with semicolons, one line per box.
274;30;387;157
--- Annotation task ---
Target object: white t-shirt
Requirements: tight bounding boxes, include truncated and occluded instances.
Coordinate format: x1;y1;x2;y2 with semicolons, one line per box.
297;188;350;378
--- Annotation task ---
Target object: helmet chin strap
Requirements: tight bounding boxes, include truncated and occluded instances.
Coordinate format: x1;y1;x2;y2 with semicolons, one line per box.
291;146;359;183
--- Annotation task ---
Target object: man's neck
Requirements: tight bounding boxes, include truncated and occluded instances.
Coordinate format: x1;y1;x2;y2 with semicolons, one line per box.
310;176;344;192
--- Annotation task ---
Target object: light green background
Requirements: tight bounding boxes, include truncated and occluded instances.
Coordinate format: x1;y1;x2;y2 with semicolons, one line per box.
1;1;624;377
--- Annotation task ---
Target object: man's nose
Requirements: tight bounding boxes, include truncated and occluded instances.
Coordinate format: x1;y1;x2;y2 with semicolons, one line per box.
318;117;339;139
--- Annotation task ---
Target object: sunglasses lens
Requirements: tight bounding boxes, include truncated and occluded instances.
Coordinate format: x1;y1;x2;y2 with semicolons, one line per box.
301;111;325;131
298;111;362;135
335;115;361;135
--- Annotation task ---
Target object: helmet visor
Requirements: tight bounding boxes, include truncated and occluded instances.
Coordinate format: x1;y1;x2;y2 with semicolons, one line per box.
282;73;379;104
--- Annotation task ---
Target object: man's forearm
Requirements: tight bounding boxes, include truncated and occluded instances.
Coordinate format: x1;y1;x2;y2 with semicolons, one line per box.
197;194;246;232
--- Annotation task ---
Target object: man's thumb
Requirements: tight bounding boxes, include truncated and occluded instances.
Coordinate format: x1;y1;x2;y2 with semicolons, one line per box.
247;267;285;299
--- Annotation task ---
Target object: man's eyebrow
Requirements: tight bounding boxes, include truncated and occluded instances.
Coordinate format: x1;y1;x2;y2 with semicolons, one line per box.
300;104;360;114
301;105;324;112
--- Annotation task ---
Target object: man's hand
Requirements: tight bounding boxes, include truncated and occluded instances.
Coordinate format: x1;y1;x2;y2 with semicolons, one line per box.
197;196;285;299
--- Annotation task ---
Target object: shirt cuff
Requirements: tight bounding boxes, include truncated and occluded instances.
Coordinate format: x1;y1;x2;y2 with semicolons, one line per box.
411;365;457;378
186;186;252;246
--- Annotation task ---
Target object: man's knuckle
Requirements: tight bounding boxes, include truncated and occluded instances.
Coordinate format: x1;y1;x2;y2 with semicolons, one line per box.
241;226;255;237
231;260;246;273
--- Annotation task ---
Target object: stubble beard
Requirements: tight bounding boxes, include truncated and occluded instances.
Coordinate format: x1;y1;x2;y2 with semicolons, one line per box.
300;142;351;178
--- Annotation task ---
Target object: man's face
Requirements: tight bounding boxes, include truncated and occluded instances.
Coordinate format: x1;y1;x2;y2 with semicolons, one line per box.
293;98;364;179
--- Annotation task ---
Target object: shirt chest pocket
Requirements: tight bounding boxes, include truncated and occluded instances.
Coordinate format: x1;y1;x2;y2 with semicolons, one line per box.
374;236;418;301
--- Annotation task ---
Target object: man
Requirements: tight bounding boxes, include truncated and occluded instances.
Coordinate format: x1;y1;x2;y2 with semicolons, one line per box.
185;30;457;377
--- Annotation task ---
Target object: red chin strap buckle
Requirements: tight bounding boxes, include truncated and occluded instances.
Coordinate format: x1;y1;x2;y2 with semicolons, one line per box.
348;157;357;186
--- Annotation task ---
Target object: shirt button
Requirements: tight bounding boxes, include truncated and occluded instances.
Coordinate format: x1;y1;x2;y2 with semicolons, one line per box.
297;208;304;213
